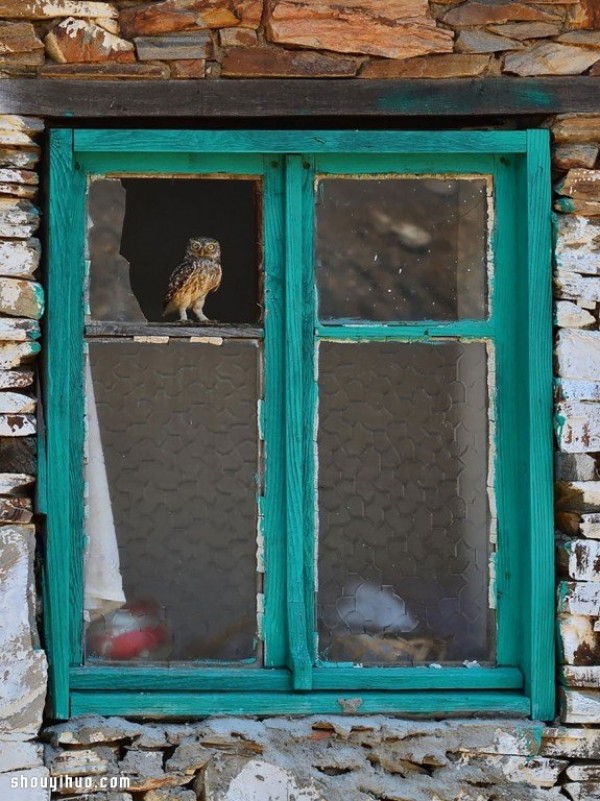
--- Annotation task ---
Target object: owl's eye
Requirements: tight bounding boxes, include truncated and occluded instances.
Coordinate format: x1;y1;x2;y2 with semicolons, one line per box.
206;243;215;251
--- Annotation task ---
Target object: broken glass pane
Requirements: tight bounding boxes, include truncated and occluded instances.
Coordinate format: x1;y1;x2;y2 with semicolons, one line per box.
317;341;493;665
87;177;262;324
315;177;489;322
84;339;260;663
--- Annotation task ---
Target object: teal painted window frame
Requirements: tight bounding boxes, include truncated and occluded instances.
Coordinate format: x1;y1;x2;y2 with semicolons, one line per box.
45;129;553;720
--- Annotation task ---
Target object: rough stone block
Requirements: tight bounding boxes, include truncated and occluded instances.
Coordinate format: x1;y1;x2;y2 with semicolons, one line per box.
0;651;47;738
455;29;523;53
0;369;34;389
554;144;599;170
0;23;43;57
558;537;600;579
134;32;213;61
221;47;360;77
43;716;144;746
562;665;600;688
504;43;600;76
558;580;600;615
563;781;600;800
557;378;600;403
0;497;32;523
0;393;35;413
361;53;494;79
0;148;40;169
0;768;50;801
0;278;43;319
581;513;600;538
47;747;117;777
556;453;598;481
0;740;42;773
0;1;116;18
556;215;600;274
556;196;600;216
487;22;563;40
561;688;600;723
45;18;135;64
204;755;324;801
0;435;36;474
559;32;600;54
556;401;600;452
542;726;600;759
219;28;258;47
0;473;34;495
0;318;40;341
40;63;170;79
558;613;600;664
554;300;597;328
556;329;600;380
555;270;600;302
165;743;215;774
557;168;600;201
119;0;263;38
556;481;600;512
443;2;562;26
168;59;206;78
553;115;600;145
0;524;36;653
267;0;453;60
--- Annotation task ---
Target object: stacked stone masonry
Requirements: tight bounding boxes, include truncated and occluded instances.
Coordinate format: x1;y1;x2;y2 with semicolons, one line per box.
0;0;597;78
1;1;600;800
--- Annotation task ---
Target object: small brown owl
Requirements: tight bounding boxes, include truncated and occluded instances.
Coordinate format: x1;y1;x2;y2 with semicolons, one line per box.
163;237;222;323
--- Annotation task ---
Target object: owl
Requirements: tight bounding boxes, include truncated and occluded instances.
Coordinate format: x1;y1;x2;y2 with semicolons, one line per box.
162;237;222;323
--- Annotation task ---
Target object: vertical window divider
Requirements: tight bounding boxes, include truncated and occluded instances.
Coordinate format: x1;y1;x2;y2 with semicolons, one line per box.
284;154;313;689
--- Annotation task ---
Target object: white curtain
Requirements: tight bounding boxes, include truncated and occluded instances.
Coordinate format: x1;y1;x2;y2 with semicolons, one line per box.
83;356;126;620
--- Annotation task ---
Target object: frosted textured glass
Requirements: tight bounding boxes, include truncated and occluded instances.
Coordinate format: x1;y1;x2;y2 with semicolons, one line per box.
85;340;259;663
317;341;492;665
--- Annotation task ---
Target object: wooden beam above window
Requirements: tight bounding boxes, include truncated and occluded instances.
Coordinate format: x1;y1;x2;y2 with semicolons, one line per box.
2;78;600;119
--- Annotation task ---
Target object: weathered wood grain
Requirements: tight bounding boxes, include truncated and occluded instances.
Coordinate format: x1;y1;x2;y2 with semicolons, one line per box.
2;78;600;117
85;322;262;338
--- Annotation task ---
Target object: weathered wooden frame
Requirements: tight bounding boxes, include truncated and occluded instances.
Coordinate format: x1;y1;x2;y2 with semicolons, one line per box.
46;129;553;720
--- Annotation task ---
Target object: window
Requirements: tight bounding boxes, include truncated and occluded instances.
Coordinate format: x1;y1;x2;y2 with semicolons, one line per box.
45;130;554;720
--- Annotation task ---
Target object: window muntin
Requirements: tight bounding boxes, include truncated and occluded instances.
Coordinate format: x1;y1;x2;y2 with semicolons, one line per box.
45;130;553;719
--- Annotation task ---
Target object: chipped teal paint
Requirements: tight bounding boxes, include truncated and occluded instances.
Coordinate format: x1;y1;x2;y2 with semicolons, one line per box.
32;283;45;318
554;197;575;214
45;129;552;719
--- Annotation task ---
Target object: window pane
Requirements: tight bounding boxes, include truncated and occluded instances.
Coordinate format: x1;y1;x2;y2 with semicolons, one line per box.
84;340;260;663
88;177;261;324
315;177;489;322
317;341;492;665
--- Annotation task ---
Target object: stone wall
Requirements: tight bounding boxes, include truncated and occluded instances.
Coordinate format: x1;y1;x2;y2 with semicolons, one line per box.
0;0;598;80
1;2;600;801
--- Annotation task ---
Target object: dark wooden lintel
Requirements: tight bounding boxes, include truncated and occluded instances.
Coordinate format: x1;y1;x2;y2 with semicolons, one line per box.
1;78;600;119
85;322;263;339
